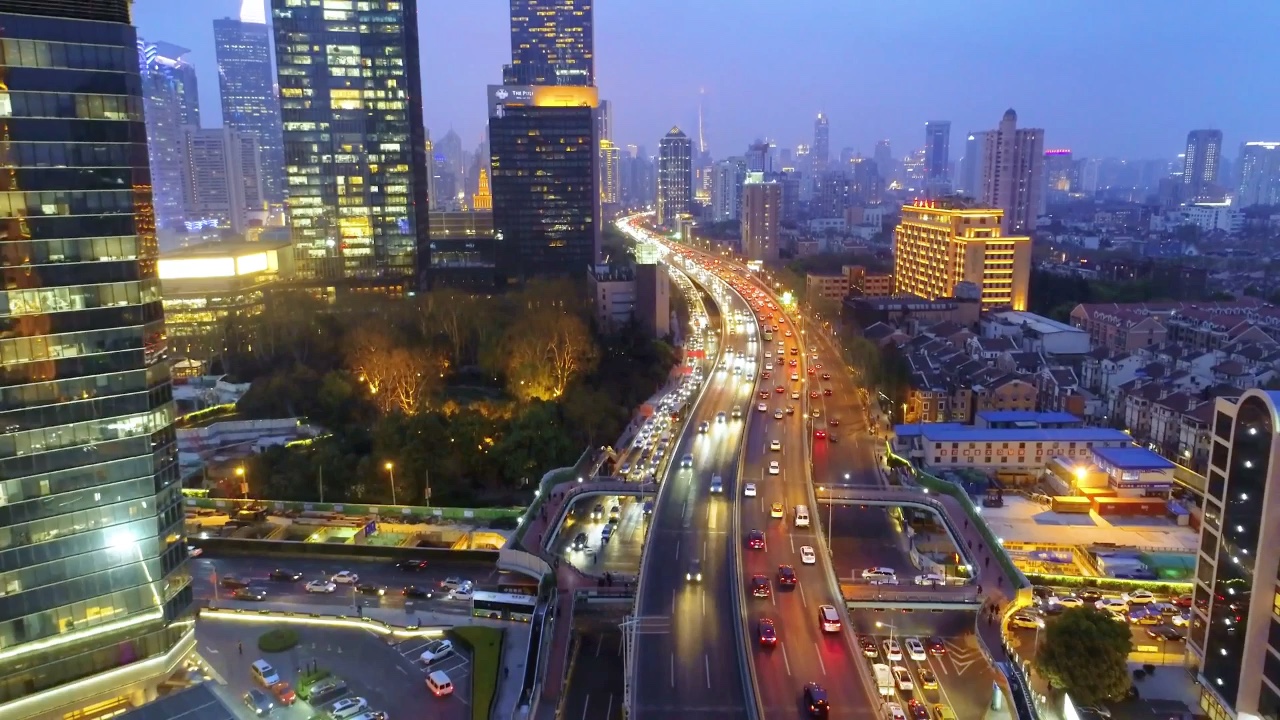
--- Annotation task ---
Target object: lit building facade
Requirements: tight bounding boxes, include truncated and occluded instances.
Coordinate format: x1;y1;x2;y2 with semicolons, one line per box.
0;2;192;718
710;157;746;222
1184;129;1224;202
213;5;286;204
924;120;951;181
812;113;830;175
1189;389;1280;720
1237;141;1280;208
599;138;620;207
979;109;1043;234
270;0;430;290
657;126;691;226
138;40;200;231
893;201;1031;310
1042;149;1074;211
488;84;598;282
508;0;593;86
741;172;780;262
179;126;264;234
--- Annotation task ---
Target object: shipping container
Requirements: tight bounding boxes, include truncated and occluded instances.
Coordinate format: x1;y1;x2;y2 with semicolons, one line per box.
1091;497;1166;517
1051;496;1092;514
1078;487;1117;499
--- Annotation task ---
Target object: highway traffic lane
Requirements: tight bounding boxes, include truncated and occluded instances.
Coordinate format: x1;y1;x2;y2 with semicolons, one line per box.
633;291;749;719
551;496;647;575
847;610;998;720
741;309;874;719
825;504;917;583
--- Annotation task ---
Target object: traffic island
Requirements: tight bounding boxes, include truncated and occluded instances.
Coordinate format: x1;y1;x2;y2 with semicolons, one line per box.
449;626;505;720
257;627;300;652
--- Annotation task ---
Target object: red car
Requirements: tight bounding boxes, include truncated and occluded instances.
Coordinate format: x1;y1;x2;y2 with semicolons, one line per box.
809;391;820;398
759;390;771;399
789;359;798;367
751;575;771;597
808;367;816;375
761;371;771;379
926;637;947;655
777;565;797;587
775;386;785;394
747;530;766;549
758;618;777;646
814;429;827;439
1173;594;1194;608
823;388;833;396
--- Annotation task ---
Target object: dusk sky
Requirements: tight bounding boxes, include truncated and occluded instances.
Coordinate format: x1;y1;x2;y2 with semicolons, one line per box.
132;0;1280;161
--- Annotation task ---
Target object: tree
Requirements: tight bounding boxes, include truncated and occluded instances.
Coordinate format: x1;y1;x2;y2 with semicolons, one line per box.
346;325;444;415
504;308;597;401
1033;607;1134;705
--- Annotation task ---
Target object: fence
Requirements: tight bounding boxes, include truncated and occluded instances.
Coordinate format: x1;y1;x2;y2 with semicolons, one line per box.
182;493;523;522
912;469;1030;593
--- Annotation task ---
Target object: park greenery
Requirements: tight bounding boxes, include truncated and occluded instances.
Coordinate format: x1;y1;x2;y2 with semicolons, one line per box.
1033;607;1134;706
215;279;677;507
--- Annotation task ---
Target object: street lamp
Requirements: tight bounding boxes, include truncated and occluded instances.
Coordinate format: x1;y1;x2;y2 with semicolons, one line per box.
384;461;397;506
235;466;247;499
875;620;896;647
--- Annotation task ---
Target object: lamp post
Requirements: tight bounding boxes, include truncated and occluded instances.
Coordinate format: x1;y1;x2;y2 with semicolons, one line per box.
875;620;896;647
235;466;247;499
384;461;397;506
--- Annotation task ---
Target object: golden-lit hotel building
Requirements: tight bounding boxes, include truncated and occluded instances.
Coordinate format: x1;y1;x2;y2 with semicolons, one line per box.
893;200;1031;310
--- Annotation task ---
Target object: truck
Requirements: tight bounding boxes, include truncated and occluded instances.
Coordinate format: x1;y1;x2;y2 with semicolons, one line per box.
872;663;893;696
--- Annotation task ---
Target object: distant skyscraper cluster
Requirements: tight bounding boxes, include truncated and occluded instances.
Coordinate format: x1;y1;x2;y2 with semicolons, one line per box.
213;4;285;204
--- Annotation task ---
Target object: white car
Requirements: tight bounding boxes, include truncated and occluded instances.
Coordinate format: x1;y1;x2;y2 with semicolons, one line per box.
441;577;468;591
892;665;913;691
331;571;358;585
186;545;203;557
773;409;784;419
768;460;780;475
757;403;767;412
419;639;454;664
914;573;945;586
800;545;817;564
905;638;927;662
744;483;757;497
790;373;799;381
769;440;781;451
765;363;773;370
862;567;898;584
330;698;368;719
884;703;907;720
791;391;800;400
1052;596;1084;609
882;639;903;661
1123;590;1156;605
1096;598;1129;612
449;582;474;600
305;580;337;594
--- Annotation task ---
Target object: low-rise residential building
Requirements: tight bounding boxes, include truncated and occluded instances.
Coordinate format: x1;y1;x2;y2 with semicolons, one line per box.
982;310;1091;355
892;424;1135;477
806;272;849;301
588;262;671;336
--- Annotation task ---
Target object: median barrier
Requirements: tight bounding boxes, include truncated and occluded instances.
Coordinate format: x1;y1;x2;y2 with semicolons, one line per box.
188;536;499;564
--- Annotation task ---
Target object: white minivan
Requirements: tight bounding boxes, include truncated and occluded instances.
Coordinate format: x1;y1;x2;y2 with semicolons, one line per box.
794;505;810;528
872;663;893;696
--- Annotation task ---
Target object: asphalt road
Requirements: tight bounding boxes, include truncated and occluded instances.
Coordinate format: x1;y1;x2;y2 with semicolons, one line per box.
734;284;875;720
632;263;750;719
563;609;629;720
825;503;917;584
550;495;647;577
846;609;999;720
190;554;502;613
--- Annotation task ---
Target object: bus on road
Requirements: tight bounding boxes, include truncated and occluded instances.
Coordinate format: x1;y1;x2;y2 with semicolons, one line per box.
472;591;538;622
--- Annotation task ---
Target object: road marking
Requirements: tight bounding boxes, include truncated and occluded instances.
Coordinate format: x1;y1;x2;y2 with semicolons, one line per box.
670;654;675;688
672;588;676;614
204;646;219;655
675;539;680;559
604;694;614;720
789;534;795;554
705;654;711;689
702;589;706;618
770;587;776;606
780;641;792;675
396;666;407;675
596;635;604;657
581;695;590;720
798;582;808;609
815;644;826;675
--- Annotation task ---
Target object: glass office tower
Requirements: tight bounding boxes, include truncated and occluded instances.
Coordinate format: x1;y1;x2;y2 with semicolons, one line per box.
271;0;431;290
0;2;192;718
214;9;286;205
508;0;594;86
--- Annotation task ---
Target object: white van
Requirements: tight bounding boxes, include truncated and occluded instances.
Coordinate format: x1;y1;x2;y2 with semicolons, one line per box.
794;505;810;528
426;670;454;697
872;663;893;696
250;659;279;687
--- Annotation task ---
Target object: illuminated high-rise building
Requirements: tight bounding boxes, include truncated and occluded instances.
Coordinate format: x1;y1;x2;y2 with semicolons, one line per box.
742;172;780;262
1237;141;1280;208
488;84;599;281
924;121;951;182
812;113;830;175
599;139;620;207
657;127;692;226
139;40;201;231
0;3;191;719
472;167;493;210
1183;129;1224;202
214;3;286;204
711;157;746;222
507;0;593;86
979;109;1044;234
180;126;264;234
270;0;430;290
893;200;1031;310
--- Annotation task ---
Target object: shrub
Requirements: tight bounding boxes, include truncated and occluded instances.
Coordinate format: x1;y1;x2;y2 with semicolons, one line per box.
257;628;300;653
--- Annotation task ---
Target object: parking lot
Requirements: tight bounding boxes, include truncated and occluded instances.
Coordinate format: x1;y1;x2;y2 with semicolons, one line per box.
196;616;470;720
1007;588;1193;665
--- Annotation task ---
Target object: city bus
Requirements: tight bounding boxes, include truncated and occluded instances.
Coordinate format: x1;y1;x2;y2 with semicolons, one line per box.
471;590;538;622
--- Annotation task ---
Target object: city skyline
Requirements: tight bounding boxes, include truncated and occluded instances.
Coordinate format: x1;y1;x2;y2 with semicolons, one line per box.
132;0;1280;161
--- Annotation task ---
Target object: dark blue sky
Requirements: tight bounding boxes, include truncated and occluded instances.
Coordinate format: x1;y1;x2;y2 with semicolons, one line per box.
133;0;1280;161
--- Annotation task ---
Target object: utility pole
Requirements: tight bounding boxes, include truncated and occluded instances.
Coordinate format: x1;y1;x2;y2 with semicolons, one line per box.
424;468;432;507
318;464;324;504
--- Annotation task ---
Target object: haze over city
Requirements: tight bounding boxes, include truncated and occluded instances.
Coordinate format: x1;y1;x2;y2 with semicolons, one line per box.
133;0;1280;157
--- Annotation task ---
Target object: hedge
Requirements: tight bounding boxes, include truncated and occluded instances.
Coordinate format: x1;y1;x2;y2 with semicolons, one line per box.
449;626;505;720
257;628;300;653
1025;572;1192;596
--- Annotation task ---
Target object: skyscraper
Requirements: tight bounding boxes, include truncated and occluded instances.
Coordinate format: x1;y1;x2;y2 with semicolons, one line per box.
710;157;746;222
139;40;200;231
1189;388;1280;719
488;84;599;281
893;201;1031;310
1237;141;1280;208
1042;149;1074;210
180;126;264;234
0;3;191;719
957;132;986;196
746;140;771;173
599;139;620;207
873;139;892;178
508;0;594;86
214;3;287;204
980;109;1044;234
924;121;951;181
1183;129;1224;202
742;173;780;262
812;113;830;175
657;127;692;226
271;0;430;289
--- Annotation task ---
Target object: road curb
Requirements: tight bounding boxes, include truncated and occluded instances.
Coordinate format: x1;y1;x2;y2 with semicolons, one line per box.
198;605;448;639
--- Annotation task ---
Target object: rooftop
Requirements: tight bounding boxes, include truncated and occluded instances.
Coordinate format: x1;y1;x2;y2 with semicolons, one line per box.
119;683;238;720
902;425;1135;443
976;411;1082;425
987;310;1084;335
1091;446;1176;471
